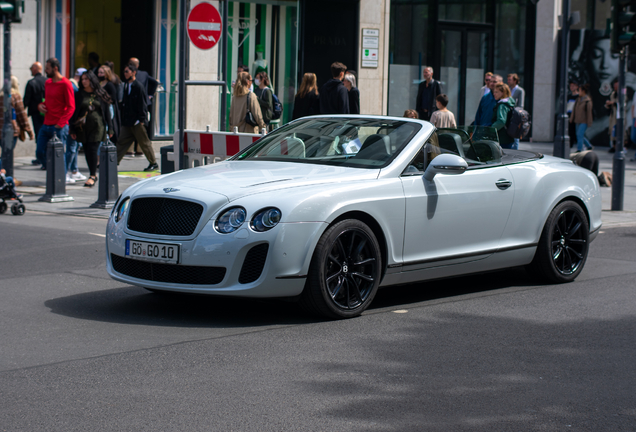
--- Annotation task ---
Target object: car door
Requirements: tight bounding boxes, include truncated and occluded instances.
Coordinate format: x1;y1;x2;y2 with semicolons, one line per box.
400;143;515;270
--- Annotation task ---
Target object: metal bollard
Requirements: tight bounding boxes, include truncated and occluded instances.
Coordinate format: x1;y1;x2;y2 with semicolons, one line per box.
38;134;74;203
91;143;119;209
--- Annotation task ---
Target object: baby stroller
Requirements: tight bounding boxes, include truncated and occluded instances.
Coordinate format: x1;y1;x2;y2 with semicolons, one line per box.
0;174;25;215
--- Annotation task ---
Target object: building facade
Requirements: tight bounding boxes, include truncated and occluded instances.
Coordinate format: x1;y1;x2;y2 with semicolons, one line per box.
2;0;619;147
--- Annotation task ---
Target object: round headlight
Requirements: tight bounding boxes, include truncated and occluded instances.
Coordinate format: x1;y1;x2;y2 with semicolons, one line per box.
251;207;282;232
215;207;247;234
115;198;130;223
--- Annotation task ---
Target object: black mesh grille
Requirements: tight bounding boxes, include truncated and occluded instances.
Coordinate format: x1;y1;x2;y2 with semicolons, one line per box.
127;198;203;236
111;254;226;285
238;244;269;284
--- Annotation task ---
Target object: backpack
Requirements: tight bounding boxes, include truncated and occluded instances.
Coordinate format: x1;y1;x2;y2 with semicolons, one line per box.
506;106;531;139
258;87;283;122
271;91;283;120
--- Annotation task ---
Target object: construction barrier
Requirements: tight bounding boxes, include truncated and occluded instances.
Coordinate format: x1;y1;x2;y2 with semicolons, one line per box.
172;129;265;169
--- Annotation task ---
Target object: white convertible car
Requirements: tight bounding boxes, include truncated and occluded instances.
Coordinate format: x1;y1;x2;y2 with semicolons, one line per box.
106;116;602;319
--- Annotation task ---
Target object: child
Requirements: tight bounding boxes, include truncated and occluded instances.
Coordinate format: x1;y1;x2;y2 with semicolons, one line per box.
403;109;418;119
429;94;457;128
0;169;22;200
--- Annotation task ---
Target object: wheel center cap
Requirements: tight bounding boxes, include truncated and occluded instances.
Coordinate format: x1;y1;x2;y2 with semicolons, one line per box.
342;264;349;273
560;238;566;246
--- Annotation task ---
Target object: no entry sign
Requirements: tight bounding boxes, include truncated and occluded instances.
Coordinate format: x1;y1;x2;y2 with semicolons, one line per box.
187;2;222;50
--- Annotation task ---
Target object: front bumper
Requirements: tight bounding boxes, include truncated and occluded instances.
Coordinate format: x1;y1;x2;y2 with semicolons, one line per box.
106;216;326;298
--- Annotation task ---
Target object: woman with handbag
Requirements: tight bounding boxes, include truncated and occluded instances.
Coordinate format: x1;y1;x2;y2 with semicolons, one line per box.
0;76;34;182
229;72;266;133
69;70;114;187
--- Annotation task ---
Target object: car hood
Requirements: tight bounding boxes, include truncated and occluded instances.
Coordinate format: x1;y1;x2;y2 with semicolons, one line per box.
132;161;380;201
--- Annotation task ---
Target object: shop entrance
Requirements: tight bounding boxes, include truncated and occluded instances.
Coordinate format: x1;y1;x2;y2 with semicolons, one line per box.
437;25;493;126
74;0;154;77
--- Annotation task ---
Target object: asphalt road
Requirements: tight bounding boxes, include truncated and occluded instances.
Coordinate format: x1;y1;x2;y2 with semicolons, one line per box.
1;212;635;431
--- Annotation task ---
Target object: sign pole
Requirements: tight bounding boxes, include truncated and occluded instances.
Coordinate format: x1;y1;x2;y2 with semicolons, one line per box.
178;0;187;170
611;47;626;211
221;0;228;131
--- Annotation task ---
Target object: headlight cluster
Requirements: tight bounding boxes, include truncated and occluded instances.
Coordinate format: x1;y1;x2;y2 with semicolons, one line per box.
214;207;281;234
114;198;130;223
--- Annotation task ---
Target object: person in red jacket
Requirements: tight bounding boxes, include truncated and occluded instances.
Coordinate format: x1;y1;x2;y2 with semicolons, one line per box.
35;58;75;170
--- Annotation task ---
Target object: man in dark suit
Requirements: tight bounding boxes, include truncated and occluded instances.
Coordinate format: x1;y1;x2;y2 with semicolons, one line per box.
128;57;159;107
23;62;47;165
116;64;158;171
415;66;443;122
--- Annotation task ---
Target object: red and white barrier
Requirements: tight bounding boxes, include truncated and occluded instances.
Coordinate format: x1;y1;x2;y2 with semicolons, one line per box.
173;129;264;168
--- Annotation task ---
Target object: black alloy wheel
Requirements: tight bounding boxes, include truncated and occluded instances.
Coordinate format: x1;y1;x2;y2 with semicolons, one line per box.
301;219;382;319
528;201;589;283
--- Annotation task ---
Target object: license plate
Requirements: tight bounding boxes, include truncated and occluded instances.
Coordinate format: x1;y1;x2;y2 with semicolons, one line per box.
126;240;179;264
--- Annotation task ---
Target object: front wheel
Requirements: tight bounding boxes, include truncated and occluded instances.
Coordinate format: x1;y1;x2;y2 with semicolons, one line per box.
300;219;382;319
528;200;589;283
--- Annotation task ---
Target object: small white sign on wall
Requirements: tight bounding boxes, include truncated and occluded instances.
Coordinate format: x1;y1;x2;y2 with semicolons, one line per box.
361;29;379;68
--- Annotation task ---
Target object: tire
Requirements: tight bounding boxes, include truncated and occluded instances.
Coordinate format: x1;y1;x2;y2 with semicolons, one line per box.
528;200;589;283
11;203;26;216
300;219;382;319
0;202;7;214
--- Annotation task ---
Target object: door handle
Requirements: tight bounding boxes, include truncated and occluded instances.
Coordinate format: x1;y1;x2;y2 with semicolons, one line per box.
496;179;512;190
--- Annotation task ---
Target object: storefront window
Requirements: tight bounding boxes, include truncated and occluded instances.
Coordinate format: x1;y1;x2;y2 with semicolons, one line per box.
388;0;431;116
225;0;298;128
494;0;526;87
439;0;487;24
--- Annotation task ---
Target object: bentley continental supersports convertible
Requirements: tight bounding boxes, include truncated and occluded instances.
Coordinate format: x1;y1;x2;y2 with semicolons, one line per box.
106;116;602;319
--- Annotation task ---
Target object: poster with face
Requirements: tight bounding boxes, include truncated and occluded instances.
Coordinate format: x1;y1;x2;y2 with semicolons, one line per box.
568;30;636;146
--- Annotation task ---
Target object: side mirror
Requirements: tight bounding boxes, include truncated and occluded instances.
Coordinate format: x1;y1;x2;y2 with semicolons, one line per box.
423;154;468;181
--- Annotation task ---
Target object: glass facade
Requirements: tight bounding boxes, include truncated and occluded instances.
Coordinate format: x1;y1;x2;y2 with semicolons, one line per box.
388;0;534;126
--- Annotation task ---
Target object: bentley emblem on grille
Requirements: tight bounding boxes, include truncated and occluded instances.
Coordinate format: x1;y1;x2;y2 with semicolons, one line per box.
163;188;180;193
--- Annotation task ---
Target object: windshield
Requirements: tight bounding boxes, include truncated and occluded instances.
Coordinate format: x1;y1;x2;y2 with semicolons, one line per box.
231;118;422;168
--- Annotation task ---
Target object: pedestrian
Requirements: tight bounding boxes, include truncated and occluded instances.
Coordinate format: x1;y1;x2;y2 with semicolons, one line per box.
35;58;75;171
319;62;349;114
69;67;86;92
474;74;502;126
570;83;594;152
605;80;618;153
292;73;320;120
23;62;47;165
0;76;35;180
88;52;101;75
65;67;88;184
254;71;273;125
491;82;516;149
98;65;121;141
403;109;418;119
343;72;360;114
430;94;457;128
479;72;493;99
507;73;525;149
567;81;579;148
104;61;124;103
415;66;442;121
115;63;158;171
69;70;114;187
229;72;266;133
127;58;160;156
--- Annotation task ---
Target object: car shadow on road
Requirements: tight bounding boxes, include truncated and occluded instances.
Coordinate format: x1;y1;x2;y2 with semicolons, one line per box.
44;267;539;328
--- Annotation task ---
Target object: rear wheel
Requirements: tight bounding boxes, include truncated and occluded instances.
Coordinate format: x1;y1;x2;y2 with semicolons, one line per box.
0;202;7;214
528;201;589;283
300;219;381;319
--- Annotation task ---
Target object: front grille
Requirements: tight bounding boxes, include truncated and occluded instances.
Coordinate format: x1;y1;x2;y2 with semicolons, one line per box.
127;198;203;236
111;254;226;285
239;244;269;284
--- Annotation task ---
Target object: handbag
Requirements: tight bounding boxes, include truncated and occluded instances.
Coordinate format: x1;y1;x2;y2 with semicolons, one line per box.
245;92;258;127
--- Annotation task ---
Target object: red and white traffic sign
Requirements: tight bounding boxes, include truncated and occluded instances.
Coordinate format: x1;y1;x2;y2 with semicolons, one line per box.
186;2;222;50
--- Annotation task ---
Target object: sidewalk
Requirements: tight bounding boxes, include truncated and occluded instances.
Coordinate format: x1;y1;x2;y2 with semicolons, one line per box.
8;143;636;227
